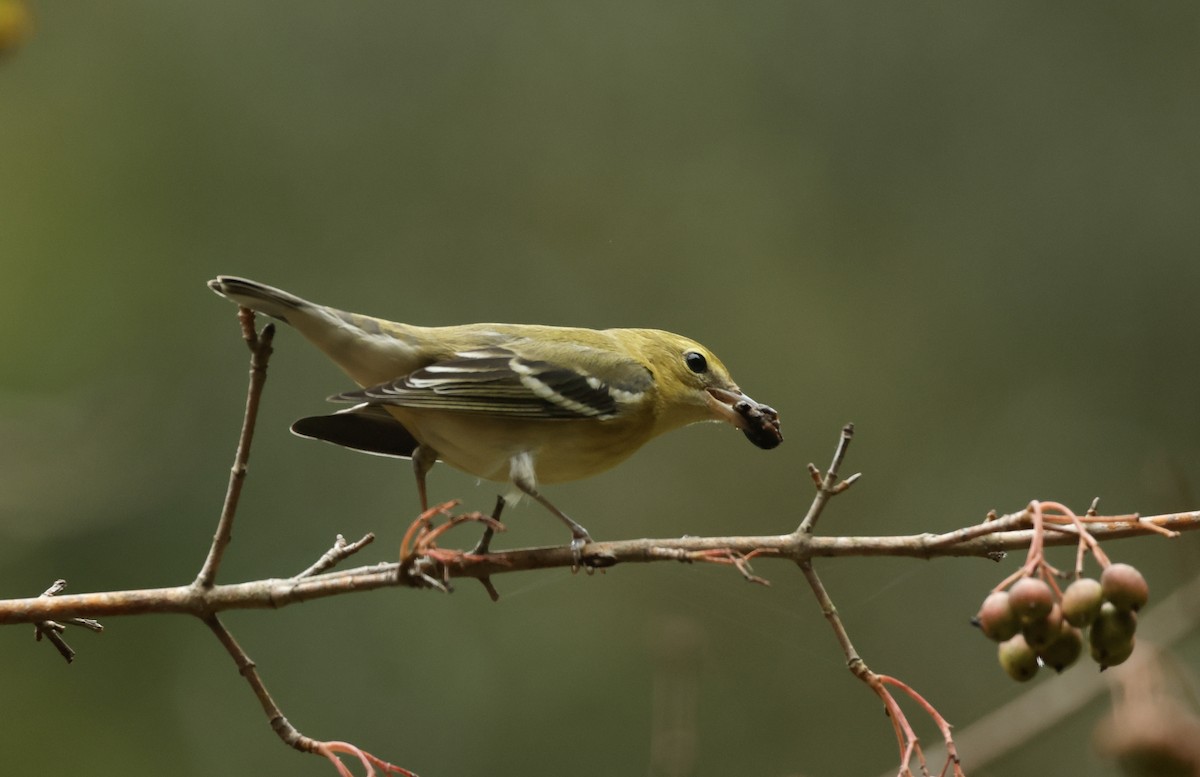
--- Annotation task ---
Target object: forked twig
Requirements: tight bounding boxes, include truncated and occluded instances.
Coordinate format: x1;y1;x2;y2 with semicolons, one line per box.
797;423;860;535
296;534;377;579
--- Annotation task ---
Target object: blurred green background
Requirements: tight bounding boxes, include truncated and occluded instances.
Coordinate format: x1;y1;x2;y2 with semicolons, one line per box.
3;2;1199;775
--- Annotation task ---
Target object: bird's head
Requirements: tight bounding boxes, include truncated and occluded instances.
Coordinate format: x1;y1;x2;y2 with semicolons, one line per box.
633;330;783;450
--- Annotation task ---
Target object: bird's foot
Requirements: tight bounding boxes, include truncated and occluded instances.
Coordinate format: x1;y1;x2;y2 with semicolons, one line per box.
569;531;593;572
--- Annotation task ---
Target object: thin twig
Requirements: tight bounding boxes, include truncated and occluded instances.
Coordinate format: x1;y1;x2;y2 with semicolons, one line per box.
203;614;300;747
296;534;376;579
34;619;75;663
202;614;420;776
879;676;964;777
195;310;274;588
800;560;961;776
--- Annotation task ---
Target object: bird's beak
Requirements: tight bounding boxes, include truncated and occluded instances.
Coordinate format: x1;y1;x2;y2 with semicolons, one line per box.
705;387;783;450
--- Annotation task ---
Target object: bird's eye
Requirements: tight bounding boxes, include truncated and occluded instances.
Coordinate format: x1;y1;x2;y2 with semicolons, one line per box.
684;351;708;373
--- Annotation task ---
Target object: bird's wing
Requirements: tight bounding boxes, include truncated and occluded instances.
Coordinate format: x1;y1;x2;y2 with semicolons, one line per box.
332;345;653;420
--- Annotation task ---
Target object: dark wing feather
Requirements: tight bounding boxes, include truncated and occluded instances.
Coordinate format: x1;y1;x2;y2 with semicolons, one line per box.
332;346;650;420
292;404;420;458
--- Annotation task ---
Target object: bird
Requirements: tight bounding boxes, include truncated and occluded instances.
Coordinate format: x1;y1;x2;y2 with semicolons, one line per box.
208;276;782;553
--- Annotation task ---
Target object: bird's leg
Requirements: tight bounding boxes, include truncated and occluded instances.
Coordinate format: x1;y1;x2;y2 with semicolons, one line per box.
521;486;593;547
411;445;438;511
509;453;592;563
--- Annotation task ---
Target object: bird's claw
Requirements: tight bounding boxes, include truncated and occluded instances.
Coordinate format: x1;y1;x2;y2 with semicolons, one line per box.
569;533;592;571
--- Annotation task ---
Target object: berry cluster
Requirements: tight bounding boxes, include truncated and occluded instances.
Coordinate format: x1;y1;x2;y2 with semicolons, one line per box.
976;562;1149;680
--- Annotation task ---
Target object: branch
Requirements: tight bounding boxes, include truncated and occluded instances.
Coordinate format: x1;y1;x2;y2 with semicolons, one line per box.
2;509;1197;625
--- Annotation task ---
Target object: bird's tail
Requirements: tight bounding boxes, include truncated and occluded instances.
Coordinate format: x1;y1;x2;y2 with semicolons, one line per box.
207;276;314;323
208;275;419;388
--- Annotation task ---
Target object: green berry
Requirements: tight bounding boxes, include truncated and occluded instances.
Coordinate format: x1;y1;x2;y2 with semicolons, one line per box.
1022;603;1063;651
1061;578;1103;627
1089;602;1138;669
1088;632;1135;670
1038;623;1083;673
1091;601;1138;643
998;634;1039;682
